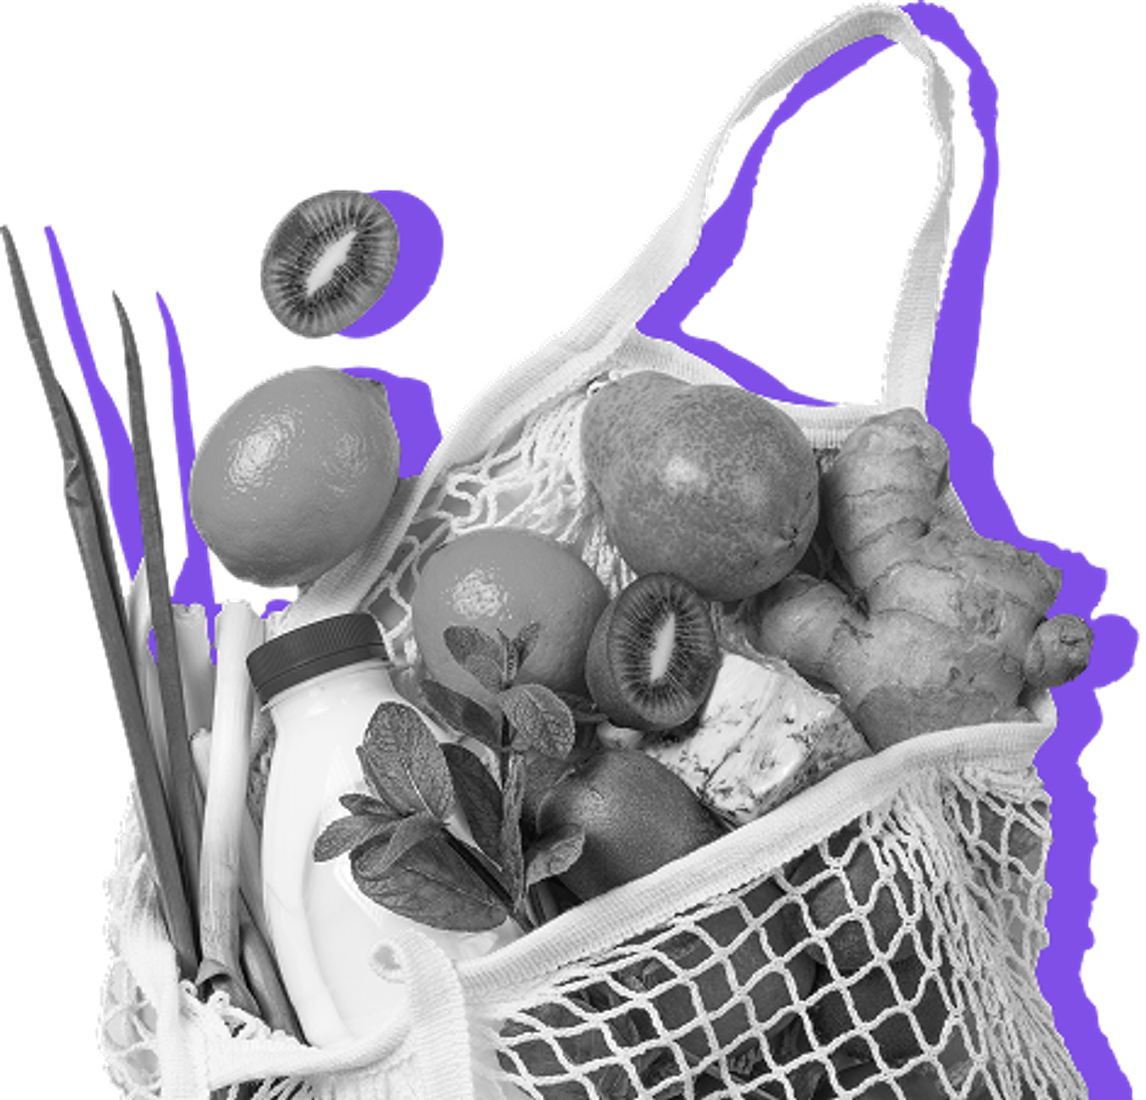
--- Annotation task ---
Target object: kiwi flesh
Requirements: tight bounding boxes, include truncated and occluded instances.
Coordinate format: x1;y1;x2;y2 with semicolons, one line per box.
584;573;720;733
261;189;399;337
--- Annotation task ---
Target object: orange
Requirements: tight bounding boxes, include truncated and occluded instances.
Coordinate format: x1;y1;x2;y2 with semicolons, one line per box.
411;527;609;701
189;366;401;587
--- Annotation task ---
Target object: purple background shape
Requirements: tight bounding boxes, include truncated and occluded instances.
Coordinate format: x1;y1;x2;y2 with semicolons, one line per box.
6;6;1127;1090
338;190;444;339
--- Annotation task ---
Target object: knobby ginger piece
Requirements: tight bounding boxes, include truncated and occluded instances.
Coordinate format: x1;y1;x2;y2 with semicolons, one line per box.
750;408;1094;750
643;652;869;827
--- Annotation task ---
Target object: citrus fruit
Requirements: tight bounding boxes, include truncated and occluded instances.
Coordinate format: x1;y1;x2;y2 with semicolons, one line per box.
189;366;401;587
410;527;608;701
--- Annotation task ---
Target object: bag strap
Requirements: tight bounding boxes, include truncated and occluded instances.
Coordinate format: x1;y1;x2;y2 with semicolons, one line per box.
284;4;956;632
559;1;953;412
387;4;958;485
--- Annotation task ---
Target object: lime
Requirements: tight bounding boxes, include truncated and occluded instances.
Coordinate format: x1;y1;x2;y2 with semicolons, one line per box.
190;366;400;587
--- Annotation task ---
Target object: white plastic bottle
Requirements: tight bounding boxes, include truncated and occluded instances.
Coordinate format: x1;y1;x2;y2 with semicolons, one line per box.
248;612;519;1046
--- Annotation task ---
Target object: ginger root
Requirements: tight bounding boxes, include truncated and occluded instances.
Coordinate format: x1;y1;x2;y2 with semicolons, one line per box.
747;408;1093;750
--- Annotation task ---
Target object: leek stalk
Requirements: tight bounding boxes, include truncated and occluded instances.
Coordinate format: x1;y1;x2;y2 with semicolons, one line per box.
190;728;272;950
173;603;215;747
197;601;263;1012
192;726;300;1037
239;917;304;1039
127;568;171;799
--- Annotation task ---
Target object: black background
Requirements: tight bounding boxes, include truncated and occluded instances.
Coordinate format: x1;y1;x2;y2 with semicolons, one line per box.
2;6;1127;1090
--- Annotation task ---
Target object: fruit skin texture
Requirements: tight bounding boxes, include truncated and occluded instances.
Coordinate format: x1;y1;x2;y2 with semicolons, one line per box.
261;190;399;338
581;372;819;601
583;573;720;733
189;367;400;588
535;748;725;900
520;723;600;836
411;527;609;703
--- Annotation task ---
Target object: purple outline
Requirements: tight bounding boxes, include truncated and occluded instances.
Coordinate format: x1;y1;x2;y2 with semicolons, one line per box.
338;190;444;339
41;4;1136;1091
640;4;1136;1095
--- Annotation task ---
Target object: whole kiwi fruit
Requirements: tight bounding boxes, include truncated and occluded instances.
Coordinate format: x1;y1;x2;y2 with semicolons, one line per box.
261;189;399;337
535;748;725;900
584;572;720;733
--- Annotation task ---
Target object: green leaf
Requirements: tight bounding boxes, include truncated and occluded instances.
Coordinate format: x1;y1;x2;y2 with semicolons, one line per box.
421;678;503;751
499;683;576;758
441;743;503;863
351;832;509;933
497;630;518;685
351;811;444;878
499;753;528;906
313;813;398;862
357;702;454;821
339;792;401;818
553;689;607;724
513;621;543;668
443;625;507;694
501;621;542;684
525;825;586;888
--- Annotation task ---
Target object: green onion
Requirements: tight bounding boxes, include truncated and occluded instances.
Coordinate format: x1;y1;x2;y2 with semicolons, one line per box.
117;295;204;923
4;228;198;979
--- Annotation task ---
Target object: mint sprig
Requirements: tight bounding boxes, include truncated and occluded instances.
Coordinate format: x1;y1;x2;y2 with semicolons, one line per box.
433;621;574;760
313;622;585;934
499;683;576;758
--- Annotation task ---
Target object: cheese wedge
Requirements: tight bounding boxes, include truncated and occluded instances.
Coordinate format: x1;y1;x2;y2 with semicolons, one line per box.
643;652;869;826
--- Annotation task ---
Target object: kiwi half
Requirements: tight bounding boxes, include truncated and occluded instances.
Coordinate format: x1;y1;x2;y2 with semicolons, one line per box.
585;573;720;733
261;189;399;337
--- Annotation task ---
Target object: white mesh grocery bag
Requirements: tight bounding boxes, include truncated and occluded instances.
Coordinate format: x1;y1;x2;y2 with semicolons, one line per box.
100;5;1087;1099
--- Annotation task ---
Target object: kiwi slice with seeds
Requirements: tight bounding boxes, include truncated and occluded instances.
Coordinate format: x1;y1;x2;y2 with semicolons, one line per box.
585;572;720;733
261;189;399;338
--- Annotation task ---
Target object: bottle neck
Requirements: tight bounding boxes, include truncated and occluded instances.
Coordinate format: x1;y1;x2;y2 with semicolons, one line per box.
264;657;393;720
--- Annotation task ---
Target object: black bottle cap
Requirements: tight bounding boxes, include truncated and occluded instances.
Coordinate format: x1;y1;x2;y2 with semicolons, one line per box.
247;612;389;705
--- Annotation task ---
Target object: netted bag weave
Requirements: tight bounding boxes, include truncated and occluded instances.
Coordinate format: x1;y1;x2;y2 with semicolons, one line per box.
466;720;1078;1099
99;8;1085;1099
345;348;1080;1100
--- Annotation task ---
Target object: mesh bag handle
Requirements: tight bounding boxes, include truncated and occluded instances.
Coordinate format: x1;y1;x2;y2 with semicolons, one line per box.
527;2;956;419
103;8;1045;1100
282;2;956;635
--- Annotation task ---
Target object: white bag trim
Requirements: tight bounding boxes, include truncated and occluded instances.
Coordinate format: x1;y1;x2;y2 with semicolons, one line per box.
105;6;1057;1098
457;696;1054;1003
280;0;956;636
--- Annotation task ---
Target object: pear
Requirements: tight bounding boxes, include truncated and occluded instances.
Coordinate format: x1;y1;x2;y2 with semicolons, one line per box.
536;748;724;900
581;371;819;601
